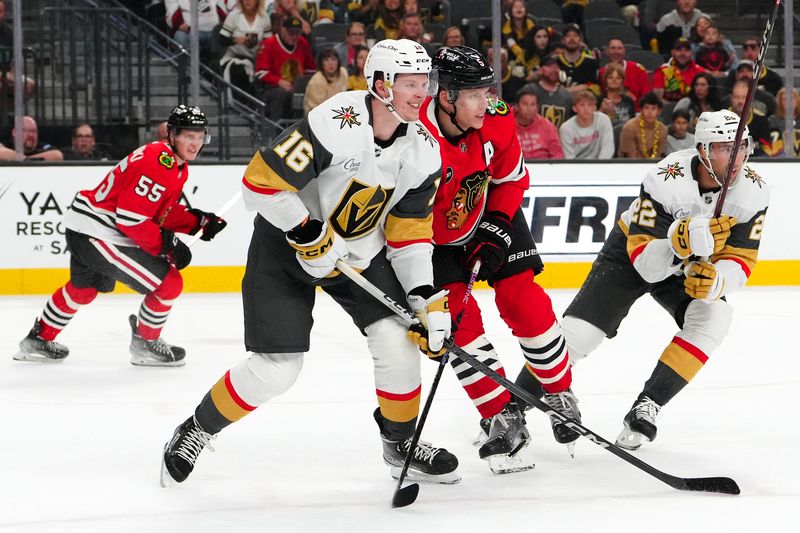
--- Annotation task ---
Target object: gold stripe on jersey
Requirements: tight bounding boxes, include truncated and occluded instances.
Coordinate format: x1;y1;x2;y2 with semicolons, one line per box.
377;395;420;423
385;213;433;245
658;342;705;382
713;245;758;274
243;151;298;193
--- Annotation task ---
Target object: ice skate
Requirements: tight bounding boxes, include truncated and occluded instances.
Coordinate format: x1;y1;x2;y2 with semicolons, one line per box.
616;395;661;451
374;409;460;484
13;320;69;362
160;416;215;487
478;402;535;474
543;388;581;456
472;416;491;446
129;315;186;367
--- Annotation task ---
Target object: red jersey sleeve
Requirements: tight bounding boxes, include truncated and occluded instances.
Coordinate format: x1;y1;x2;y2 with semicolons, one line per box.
484;104;529;219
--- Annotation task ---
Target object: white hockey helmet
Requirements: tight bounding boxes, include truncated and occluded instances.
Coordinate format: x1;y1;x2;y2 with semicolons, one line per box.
695;110;752;156
694;110;753;187
364;39;432;121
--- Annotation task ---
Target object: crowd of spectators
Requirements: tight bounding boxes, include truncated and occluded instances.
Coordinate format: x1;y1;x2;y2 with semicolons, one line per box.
2;1;797;161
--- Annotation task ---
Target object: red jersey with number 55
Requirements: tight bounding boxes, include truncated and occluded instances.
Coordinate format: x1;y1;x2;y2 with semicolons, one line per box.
63;142;198;256
419;96;529;245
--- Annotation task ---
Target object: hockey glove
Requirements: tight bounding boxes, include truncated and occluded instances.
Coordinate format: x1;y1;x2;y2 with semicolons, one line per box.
684;261;724;301
189;208;228;241
286;219;348;279
161;229;192;270
407;285;451;359
668;215;736;259
463;211;513;281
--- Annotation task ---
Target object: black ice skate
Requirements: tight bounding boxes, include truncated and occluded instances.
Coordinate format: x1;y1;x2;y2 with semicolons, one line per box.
543;388;582;456
13;320;69;362
374;410;460;484
616;394;662;450
129;315;186;367
478;402;535;474
160;416;215;486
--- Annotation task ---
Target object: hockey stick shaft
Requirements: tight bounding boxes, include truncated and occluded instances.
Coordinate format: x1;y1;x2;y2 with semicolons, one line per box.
390;260;481;508
714;0;782;217
186;190;243;247
336;261;740;495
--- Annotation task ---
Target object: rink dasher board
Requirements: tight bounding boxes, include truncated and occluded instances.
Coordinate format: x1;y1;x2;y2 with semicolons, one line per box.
0;160;797;293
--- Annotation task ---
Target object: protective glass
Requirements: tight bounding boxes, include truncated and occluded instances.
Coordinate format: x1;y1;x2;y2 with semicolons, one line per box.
391;72;438;98
175;130;211;146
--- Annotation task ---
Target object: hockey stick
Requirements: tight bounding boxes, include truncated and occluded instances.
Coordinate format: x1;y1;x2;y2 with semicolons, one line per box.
186;190;243;247
391;260;482;508
335;261;741;496
714;0;782;217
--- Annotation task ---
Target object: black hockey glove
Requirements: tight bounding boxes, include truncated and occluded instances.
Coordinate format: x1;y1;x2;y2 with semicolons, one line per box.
463;211;512;281
161;229;192;270
189;208;228;241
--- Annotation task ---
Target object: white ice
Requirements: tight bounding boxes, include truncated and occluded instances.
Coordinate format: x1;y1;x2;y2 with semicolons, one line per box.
1;287;798;532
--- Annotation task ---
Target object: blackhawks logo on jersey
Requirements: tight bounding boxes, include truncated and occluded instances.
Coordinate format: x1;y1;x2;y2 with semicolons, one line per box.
330;178;394;238
158;151;175;169
445;169;490;230
743;166;765;188
657;162;684;181
332;106;361;129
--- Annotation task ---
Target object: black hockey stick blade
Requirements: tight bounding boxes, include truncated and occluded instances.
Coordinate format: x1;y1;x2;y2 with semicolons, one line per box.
391;482;420;508
444;339;740;495
680;476;740;495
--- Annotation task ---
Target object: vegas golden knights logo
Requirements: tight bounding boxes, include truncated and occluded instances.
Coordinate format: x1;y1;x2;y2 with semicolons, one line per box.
330;179;394;238
541;105;566;128
445;169;490;230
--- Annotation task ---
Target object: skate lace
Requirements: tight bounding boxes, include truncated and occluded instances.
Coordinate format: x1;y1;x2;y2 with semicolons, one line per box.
44;341;68;356
176;425;215;465
404;439;441;464
544;390;579;416
632;396;660;424
147;338;174;357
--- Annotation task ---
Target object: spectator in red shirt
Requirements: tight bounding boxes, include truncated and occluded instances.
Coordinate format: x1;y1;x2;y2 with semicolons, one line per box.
514;85;564;160
599;38;651;107
653;37;705;103
254;17;315;121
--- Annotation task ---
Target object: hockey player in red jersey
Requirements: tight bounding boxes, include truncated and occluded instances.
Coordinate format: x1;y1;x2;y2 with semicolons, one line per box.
14;105;227;367
419;46;581;472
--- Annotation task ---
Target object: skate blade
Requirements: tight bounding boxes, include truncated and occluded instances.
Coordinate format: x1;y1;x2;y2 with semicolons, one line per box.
487;443;536;475
131;357;186;368
389;466;461;485
160;455;178;488
565;441;576;458
12;350;66;363
615;427;650;451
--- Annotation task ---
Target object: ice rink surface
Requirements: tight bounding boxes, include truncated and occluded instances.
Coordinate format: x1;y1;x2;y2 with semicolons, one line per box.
1;287;798;532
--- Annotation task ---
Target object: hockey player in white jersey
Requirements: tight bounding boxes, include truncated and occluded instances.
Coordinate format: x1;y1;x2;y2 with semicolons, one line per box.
558;110;769;449
160;39;462;487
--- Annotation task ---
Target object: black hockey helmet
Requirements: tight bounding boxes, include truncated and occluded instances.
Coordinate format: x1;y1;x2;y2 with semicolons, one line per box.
167;104;208;134
433;46;495;98
166;104;210;150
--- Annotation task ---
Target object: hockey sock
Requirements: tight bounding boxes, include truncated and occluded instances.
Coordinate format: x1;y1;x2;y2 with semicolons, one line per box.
449;337;510;419
195;352;304;434
38;282;98;340
642;336;709;406
137;268;182;341
519;321;573;393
